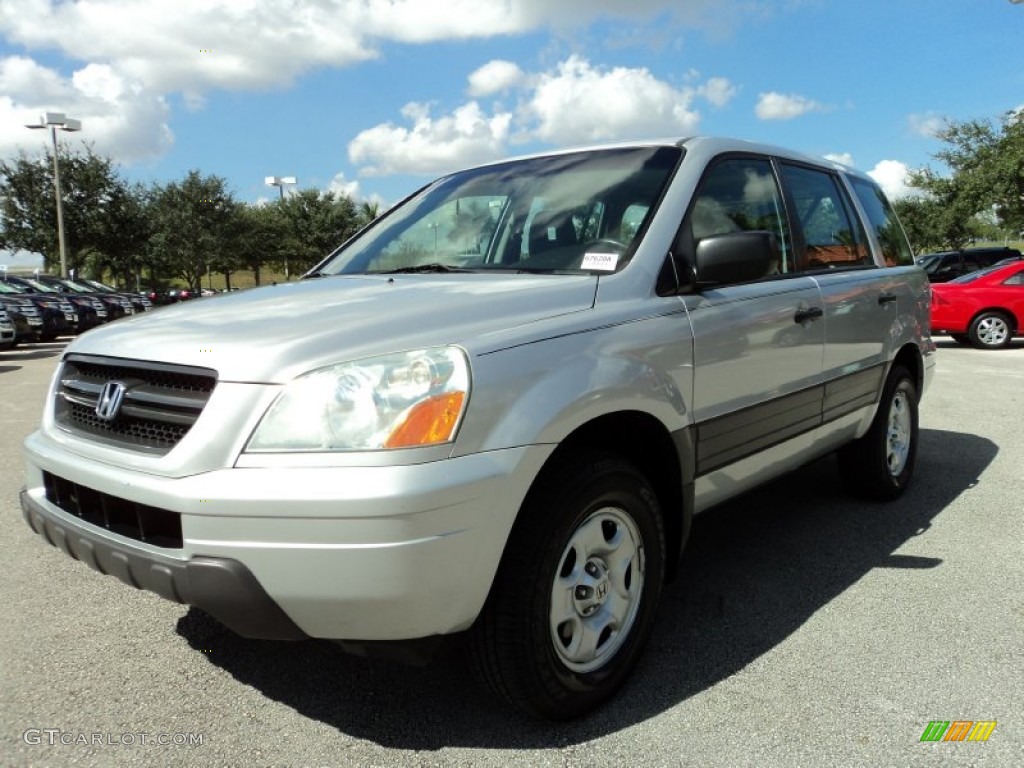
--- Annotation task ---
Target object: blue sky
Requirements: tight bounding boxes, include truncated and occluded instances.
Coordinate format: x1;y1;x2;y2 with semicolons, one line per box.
1;0;1023;215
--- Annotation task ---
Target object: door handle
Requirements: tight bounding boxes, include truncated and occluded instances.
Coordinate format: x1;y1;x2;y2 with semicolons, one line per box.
878;293;898;306
794;307;823;323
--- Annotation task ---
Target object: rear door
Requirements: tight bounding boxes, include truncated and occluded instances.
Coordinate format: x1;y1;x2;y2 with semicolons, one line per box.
776;163;892;420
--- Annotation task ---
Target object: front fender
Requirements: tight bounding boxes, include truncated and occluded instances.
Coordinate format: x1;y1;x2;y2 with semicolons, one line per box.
453;314;694;457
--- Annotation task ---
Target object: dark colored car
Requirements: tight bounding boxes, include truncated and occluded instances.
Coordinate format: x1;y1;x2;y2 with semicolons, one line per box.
931;260;1024;348
2;276;103;334
30;276;133;321
81;279;154;313
144;287;198;305
0;306;16;349
917;247;1023;283
0;280;72;341
0;294;42;344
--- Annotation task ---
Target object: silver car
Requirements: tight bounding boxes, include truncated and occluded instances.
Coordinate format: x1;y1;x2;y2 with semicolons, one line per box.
21;137;935;719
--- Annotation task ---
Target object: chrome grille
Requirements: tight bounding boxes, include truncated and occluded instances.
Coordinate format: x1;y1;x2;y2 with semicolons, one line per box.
55;354;217;454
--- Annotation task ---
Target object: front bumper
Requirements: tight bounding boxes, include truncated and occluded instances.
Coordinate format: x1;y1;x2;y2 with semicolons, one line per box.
22;490;306;640
23;430;550;641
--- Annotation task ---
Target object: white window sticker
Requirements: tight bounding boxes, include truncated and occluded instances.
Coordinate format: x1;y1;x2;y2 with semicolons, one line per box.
581;252;619;271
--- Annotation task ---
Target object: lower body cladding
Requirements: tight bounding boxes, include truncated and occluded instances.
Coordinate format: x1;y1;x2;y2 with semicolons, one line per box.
21;434;552;654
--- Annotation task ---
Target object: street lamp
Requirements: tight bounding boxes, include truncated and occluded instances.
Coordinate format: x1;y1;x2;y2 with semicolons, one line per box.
26;112;81;278
265;175;297;280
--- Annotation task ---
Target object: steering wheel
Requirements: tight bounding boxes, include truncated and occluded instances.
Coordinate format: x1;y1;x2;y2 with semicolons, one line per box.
587;238;628;251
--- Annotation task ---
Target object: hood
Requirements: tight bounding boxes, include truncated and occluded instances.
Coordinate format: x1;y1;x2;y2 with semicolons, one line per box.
66;274;597;382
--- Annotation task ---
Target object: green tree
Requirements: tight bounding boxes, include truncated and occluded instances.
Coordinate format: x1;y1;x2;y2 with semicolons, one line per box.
274;189;363;278
0;145;145;275
230;203;287;288
907;109;1024;249
148;171;241;291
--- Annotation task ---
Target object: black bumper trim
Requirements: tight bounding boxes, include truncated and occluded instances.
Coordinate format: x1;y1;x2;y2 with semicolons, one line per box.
21;489;308;641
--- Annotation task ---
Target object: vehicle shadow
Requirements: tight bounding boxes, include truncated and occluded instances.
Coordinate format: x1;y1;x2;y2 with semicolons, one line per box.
2;344;65;360
933;337;1024;350
177;427;996;747
0;365;22;374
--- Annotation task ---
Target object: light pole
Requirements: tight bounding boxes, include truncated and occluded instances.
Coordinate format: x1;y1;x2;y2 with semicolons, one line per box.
265;175;297;279
26;112;81;278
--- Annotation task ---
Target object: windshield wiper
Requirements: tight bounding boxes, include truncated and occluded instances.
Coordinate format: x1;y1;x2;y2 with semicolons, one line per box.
379;263;473;274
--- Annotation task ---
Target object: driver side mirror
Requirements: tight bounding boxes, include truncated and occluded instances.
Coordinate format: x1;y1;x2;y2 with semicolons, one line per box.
693;230;779;289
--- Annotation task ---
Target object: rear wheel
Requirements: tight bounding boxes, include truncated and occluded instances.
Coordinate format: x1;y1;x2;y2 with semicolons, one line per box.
968;311;1013;349
839;365;918;500
469;452;665;720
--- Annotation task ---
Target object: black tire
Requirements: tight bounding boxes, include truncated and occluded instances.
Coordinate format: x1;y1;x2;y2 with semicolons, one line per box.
839;366;918;500
950;334;970;345
968;311;1013;349
469;452;665;720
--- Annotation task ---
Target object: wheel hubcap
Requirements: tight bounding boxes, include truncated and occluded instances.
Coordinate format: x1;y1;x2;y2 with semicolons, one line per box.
977;316;1009;346
549;507;644;673
886;389;912;476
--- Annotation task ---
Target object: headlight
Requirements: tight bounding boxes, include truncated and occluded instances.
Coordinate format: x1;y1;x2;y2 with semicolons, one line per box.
246;347;470;452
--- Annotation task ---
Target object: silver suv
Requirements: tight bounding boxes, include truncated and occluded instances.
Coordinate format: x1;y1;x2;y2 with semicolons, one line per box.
21;137;935;719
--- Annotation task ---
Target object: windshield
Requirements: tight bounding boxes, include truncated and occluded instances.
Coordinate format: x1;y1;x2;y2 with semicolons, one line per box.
316;146;682;276
11;278;59;293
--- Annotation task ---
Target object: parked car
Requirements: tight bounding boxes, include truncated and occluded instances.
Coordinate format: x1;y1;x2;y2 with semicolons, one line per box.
80;279;154;313
2;275;104;333
931;260;1024;348
916;246;1023;283
144;288;196;305
0;278;77;340
0;295;42;344
20;137;934;719
0;306;15;350
30;275;132;321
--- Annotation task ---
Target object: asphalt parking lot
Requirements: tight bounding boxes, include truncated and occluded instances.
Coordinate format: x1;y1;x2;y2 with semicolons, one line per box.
1;338;1021;768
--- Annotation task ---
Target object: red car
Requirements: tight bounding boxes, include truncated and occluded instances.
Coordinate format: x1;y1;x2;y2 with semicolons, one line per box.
930;260;1024;349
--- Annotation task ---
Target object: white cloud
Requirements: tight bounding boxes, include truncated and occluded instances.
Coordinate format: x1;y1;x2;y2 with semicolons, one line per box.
823;152;855;168
526;55;701;144
348;101;512;176
0;56;172;162
347;55;728;176
868;159;915;200
328;172;361;199
0;1;737;93
467;60;526;97
0;1;745;169
348;55;735;176
698;76;736;107
908;112;945;138
755;91;824;121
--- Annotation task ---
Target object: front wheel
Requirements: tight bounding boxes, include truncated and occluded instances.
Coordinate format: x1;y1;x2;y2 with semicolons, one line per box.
968;311;1013;349
469;453;665;719
839;365;918;500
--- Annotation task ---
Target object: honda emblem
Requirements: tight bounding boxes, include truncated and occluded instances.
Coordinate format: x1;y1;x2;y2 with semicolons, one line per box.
95;381;127;421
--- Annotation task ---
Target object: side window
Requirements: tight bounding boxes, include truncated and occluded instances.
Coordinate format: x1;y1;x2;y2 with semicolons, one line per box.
779;164;870;269
849;177;915;266
1004;271;1024;286
688;157;793;273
